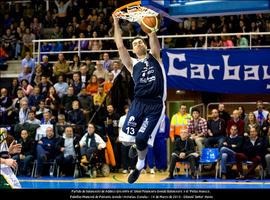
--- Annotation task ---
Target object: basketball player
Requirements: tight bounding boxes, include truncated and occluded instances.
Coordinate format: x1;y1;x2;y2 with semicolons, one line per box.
0;128;22;188
113;14;166;183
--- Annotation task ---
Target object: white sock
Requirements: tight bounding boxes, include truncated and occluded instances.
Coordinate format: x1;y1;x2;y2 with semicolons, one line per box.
136;158;145;171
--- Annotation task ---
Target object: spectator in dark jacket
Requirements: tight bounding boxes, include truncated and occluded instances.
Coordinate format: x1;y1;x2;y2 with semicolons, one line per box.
13;130;35;176
67;100;85;126
205;109;226;148
167;129;199;179
220;125;243;179
55;126;80;176
35;126;58;177
218;103;231;125
235;127;264;179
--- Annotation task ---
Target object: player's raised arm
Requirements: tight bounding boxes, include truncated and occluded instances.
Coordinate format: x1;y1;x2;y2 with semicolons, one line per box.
113;14;133;73
148;31;161;61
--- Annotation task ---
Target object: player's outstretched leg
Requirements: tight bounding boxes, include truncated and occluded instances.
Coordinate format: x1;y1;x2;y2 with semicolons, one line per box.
128;148;148;184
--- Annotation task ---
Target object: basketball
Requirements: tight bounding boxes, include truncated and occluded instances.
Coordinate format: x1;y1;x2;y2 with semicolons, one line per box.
140;15;160;34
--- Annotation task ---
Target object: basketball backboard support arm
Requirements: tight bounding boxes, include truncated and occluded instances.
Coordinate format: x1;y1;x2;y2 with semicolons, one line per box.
141;0;270;18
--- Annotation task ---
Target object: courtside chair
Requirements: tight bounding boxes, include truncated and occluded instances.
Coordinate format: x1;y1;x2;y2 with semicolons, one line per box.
198;148;220;179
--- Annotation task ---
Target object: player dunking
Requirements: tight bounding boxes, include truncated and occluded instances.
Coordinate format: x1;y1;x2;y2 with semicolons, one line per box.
113;14;167;183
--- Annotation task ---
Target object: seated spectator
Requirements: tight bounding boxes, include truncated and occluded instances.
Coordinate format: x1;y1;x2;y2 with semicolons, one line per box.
60;86;78;114
236;34;248;48
40;111;55;125
20;79;33;97
35;126;59;178
70;72;83;96
26;111;41;125
220;125;243;179
167;129;199;179
261;113;270;137
79;65;90;89
79;123;106;166
8;78;20;100
12;89;28;123
55;114;70;137
85;57;96;77
50;25;63;39
205;109;226;148
40;55;53;80
35;100;49;120
45;86;60;117
88;31;102;60
226;110;245;136
93;86;107;106
28;86;43;111
93;61;108;85
69;54;81;73
111;61;122;80
264;127;270;179
50;42;63;56
218;103;231;125
21;51;35;73
238;106;247;121
30;17;43;39
53;53;69;77
0;88;13;125
235;127;264;179
54;75;69;98
18;65;33;84
102;52;113;72
253;100;269;127
2;28;16;59
31;64;43;86
210;36;223;48
38;75;52;99
244;112;260;136
188;109;207;154
13;130;35;176
21;29;35;58
40;42;52;60
74;33;88;51
18;99;30;124
56;126;80;177
67;100;85;127
103;73;114;94
78;88;94;123
221;36;234;48
86;75;99;96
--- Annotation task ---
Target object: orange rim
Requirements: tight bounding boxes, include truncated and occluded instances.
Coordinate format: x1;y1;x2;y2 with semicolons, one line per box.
113;1;141;14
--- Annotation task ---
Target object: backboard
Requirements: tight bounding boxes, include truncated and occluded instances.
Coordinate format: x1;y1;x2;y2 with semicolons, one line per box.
141;0;270;18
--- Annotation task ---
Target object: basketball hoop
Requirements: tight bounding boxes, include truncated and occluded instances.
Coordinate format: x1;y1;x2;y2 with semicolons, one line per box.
113;1;159;23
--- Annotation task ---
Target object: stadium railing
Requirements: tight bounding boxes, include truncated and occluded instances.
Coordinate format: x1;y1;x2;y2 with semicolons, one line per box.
32;32;270;63
206;102;270;119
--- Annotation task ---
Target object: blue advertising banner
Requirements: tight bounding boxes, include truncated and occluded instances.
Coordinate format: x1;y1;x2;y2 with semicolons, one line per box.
162;49;270;94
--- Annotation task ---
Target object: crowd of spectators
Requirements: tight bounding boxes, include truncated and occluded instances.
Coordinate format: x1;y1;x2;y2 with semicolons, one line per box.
169;101;270;179
0;1;270;61
1;0;270;179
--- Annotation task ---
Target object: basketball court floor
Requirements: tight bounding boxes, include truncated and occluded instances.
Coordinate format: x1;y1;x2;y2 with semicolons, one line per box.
19;172;270;189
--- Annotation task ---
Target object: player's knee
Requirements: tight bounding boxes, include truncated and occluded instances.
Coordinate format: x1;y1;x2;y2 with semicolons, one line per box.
135;136;148;151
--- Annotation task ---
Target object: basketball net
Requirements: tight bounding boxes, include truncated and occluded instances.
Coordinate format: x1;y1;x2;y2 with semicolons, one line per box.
113;1;159;23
